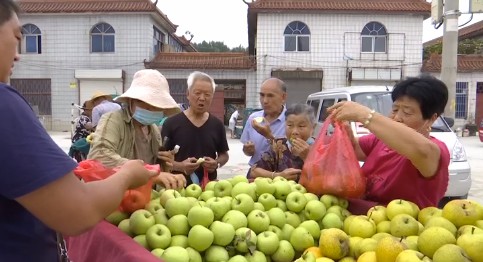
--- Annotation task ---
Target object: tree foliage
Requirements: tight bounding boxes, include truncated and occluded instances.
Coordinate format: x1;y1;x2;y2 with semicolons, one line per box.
193;40;247;53
423;39;483;59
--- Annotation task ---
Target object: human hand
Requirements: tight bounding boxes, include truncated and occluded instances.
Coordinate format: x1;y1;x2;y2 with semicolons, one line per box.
328;101;372;123
202;157;218;173
153;172;186;189
278;168;302;181
157;150;174;171
252;118;275;140
182;157;201;174
118;160;159;189
290;137;311;160
243;141;255;156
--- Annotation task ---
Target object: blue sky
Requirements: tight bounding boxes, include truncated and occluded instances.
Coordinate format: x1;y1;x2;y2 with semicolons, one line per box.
156;0;483;48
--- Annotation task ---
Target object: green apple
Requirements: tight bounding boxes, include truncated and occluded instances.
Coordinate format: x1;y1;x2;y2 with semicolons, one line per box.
432;244;472;262
457;225;483;237
207;197;231;220
118;218;133;237
295;251;316;262
281;223;295;241
257;231;280;255
222;209;248;230
165;196;191;217
176;187;186;197
390;213;420;237
145;201;164;215
348;215;376;238
162;246;190;261
145;224;171;249
166;214;190;236
254;177;276;196
205;180;217;191
367;205;388;225
376;220;391;234
223;196;233;205
105;210;129;226
268;225;283;240
285;211;301;228
234;227;257;253
401;235;419;251
232;182;257;200
304;193;319;202
258;193;278;211
229;255;249;262
185;183;202;198
424;216;457;236
169;235;188;247
272;176;287;182
129;209;155;235
151;248;164;259
231;193;255;215
343;215;356;234
273;180;292;200
210;221;236;246
456;230;483;262
321;212;344;230
320;194;339;209
291;183;307;194
286;191;308;213
214;179;233;197
304;200;327;221
133;234;148;249
290;226;314;252
267;207;286;228
245;250;268;262
318;228;350;260
187;205;214;227
418;206;442;226
299;220;321;240
386;199;417;220
205;245;230;262
338;197;349;210
230;175;249;186
271;240;295;262
187;225;214;251
371;232;392;242
153;209;169;225
418;227;456;258
276;199;287;211
354;238;378;258
151;189;161;200
442;199;483;228
374;236;407;262
199;190;215;202
395;250;432;262
326;205;346;220
159;189;182;207
186;247;203;262
254;202;266;211
247;210;270;234
348;236;363;258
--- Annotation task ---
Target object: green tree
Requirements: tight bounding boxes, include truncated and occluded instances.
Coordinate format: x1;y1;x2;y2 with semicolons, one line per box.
193;41;247;52
423;39;483;59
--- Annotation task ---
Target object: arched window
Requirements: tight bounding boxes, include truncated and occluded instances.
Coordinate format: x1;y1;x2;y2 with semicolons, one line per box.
91;23;115;53
361;22;387;53
284;21;310;52
22;24;41;54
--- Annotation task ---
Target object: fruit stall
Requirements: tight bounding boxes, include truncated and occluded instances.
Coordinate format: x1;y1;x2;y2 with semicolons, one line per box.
64;173;483;262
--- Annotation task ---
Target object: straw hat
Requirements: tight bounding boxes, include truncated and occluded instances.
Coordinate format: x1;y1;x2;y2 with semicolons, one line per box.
90;91;111;101
115;69;180;114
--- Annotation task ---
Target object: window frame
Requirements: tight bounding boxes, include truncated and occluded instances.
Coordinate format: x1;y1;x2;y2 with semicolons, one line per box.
90;22;116;53
361;22;387;54
153;26;165;55
283;21;311;52
21;24;42;54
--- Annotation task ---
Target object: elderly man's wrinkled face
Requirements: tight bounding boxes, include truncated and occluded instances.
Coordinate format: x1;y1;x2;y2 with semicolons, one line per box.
187;79;214;114
259;79;286;116
0;13;21;83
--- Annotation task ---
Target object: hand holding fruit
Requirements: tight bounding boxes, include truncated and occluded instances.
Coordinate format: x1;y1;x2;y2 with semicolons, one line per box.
181;157;202;175
243;141;255;156
277;168;302;181
117;160;160;189
157;150;174;171
290;137;311;160
252;117;275;140
153;172;186;189
202;156;218;173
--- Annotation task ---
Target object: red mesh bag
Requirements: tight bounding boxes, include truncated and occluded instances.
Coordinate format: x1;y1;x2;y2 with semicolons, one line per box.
299;119;366;198
74;160;156;213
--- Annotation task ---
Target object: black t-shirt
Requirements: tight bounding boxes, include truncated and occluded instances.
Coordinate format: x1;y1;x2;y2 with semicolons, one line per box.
162;112;229;183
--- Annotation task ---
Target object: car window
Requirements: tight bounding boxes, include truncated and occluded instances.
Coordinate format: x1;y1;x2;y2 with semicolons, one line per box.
319;99;336;121
351;92;392;117
307;99;320;118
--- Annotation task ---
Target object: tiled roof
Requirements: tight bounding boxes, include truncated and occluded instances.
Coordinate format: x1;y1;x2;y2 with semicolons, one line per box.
248;0;431;14
175;35;197;52
421;54;483;72
145;53;255;70
424;20;483;48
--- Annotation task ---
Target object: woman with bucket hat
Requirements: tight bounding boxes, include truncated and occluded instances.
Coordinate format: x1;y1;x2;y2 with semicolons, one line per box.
87;69;186;189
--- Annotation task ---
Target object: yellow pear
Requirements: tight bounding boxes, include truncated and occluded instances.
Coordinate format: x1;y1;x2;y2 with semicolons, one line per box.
367;205;389;225
355;238;378;258
456;231;483;262
442;199;482;227
417;227;456;258
376;220;391;233
432;243;471;262
357;251;377;262
424;216;457;236
395;250;432;262
339;257;357;262
315;258;335;262
375;236;407;262
418;206;442;226
318;228;350;260
401;235;419;251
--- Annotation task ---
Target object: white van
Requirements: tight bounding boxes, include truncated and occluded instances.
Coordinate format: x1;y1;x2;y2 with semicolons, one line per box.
306;86;472;202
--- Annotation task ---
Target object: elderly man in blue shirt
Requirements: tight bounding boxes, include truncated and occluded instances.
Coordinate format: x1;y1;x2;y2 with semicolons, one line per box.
90;91;122;127
240;78;288;177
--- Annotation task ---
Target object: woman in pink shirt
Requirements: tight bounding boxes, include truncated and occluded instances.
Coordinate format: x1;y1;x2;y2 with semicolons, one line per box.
329;75;450;214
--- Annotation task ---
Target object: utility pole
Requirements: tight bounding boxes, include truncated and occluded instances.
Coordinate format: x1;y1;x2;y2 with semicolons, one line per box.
440;0;460;119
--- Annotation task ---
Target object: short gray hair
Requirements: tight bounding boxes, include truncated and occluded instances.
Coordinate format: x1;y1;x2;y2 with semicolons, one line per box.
285;103;316;125
262;77;287;93
187;71;216;92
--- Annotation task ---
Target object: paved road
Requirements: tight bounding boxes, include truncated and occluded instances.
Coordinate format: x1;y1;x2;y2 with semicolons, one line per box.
50;132;482;204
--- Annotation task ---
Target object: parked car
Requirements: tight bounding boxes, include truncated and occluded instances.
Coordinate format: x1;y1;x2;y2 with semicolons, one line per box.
306;86;472;203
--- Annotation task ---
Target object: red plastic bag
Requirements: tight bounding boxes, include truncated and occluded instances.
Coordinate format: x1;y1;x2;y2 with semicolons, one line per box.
201;167;209;190
74;160;156;213
299;119;366;198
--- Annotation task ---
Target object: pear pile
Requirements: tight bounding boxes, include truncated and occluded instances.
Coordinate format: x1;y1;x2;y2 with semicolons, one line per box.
105;175;353;262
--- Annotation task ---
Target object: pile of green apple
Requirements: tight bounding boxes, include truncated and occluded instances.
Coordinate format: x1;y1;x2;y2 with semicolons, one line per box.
105;175;353;262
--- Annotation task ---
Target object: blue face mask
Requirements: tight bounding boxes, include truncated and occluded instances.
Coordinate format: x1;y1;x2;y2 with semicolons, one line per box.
132;107;165;126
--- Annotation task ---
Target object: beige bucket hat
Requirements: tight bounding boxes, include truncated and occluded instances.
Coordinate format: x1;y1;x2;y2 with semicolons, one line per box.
115;69;180;115
90;91;111;101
